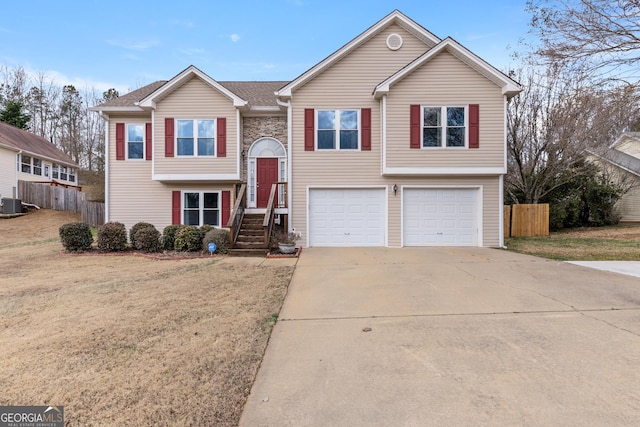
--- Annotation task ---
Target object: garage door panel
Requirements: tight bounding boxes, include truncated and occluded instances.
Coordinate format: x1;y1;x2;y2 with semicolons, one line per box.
310;188;385;247
403;188;479;246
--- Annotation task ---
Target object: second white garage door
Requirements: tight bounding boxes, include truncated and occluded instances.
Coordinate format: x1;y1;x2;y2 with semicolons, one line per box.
403;188;479;246
309;188;385;246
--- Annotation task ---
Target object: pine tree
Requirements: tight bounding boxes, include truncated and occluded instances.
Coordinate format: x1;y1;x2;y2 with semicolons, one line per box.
0;99;31;129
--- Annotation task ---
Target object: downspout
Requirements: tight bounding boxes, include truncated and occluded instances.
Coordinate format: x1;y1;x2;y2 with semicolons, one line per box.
500;95;508;248
276;98;293;233
15;150;22;198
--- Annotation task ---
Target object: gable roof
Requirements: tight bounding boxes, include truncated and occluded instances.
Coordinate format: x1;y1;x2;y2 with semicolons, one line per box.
0;121;76;167
137;65;248;109
610;131;640;150
593;148;640;177
275;10;440;98
219;81;288;108
373;37;522;99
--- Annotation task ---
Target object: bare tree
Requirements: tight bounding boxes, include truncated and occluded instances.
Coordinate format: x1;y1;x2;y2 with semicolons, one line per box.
527;0;640;82
506;64;640;204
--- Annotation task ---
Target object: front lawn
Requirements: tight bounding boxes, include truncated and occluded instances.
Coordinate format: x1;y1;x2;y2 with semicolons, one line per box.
0;209;293;426
505;224;640;261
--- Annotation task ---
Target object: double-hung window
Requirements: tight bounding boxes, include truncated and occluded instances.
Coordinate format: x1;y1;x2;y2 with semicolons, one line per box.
127;124;144;159
423;106;466;148
317;110;359;150
20;155;32;173
183;191;220;226
177;119;215;156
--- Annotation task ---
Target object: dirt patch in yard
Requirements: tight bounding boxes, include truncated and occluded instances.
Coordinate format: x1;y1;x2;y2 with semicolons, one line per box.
0;209;293;426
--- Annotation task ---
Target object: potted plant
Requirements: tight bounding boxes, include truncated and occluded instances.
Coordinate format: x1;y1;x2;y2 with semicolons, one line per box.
275;230;298;254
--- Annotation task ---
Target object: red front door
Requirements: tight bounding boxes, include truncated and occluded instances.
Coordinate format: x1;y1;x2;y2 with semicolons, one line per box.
256;158;279;208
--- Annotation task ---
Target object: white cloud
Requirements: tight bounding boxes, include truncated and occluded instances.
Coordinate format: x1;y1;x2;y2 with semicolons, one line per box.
230;33;240;42
106;39;160;51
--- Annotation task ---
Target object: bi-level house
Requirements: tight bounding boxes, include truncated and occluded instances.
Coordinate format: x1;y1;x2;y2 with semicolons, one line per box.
92;10;521;251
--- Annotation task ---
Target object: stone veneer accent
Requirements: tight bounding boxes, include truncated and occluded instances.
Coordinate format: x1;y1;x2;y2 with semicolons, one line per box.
241;116;288;181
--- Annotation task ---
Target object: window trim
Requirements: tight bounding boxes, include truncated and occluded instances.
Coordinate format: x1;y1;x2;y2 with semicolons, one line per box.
421;105;468;149
126;123;145;160
51;163;77;183
175;119;217;157
316;109;361;151
181;190;222;227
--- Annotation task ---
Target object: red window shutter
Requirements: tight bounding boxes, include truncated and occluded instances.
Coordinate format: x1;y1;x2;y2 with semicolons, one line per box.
361;108;371;151
165;118;174;157
217;117;226;157
222;190;231;227
145;123;152;160
469;104;479;149
172;191;181;225
410;105;421;149
115;123;125;160
304;108;315;151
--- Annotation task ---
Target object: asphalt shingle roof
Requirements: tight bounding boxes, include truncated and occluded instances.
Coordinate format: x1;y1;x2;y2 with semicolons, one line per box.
0;121;76;166
94;80;288;109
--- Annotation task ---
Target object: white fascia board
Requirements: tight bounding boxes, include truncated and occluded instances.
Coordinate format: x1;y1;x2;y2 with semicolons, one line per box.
138;65;248;108
277;10;440;98
373;38;522;99
383;166;505;175
152;173;240;181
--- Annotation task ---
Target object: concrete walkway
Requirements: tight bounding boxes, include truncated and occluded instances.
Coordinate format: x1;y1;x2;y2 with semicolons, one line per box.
240;248;640;426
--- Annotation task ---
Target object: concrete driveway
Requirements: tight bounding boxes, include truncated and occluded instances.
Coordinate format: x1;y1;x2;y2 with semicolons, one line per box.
240;248;640;426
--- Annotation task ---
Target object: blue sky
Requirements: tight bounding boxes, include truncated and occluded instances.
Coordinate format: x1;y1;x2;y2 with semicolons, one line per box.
0;0;530;94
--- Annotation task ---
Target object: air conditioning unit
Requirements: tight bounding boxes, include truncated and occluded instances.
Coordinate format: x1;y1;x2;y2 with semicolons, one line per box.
2;198;22;214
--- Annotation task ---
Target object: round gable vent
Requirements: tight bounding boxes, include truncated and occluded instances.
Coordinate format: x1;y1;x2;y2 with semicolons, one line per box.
386;33;403;51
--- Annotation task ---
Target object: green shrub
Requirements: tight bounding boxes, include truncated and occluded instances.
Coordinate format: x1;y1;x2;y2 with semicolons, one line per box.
162;224;183;250
174;226;204;252
97;221;127;252
59;222;93;253
200;224;214;235
202;228;231;254
134;225;162;253
130;221;154;246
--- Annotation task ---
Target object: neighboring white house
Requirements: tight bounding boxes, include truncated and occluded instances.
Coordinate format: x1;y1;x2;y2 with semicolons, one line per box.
0;120;79;202
92;10;522;248
591;132;640;222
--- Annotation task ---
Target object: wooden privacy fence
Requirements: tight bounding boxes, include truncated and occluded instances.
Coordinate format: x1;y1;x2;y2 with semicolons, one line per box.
18;180;105;227
504;204;549;237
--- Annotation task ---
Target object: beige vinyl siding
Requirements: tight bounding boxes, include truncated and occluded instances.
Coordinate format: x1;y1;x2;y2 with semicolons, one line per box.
386;51;505;169
619;186;640;222
154;77;238;176
107;115;234;230
0;147;17;198
290;25;434;246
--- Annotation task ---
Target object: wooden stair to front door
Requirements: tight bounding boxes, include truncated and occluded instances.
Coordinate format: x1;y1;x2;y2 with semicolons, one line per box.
229;213;269;256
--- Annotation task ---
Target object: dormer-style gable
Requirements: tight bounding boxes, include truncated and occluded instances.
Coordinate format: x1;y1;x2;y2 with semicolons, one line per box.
275;10;440;99
374;37;522;99
138;65;248;110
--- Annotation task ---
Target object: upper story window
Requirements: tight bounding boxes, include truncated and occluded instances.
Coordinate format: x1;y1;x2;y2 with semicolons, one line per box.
127;124;144;159
177;119;215;156
317;110;359;150
422;106;466;148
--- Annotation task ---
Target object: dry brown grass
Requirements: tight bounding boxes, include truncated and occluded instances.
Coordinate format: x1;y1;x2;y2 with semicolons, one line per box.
506;224;640;261
0;209;293;426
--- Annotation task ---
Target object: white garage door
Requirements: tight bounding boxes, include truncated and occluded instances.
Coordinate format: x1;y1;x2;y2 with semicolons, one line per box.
403;188;479;246
309;188;385;246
